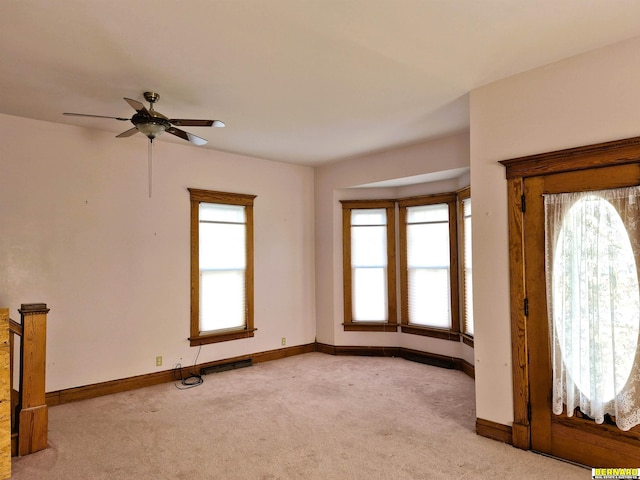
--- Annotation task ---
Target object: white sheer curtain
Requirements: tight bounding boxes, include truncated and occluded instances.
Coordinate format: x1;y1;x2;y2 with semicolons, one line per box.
545;186;640;431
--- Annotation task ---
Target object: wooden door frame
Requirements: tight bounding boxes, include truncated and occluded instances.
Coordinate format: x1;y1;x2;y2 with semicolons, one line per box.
500;135;640;450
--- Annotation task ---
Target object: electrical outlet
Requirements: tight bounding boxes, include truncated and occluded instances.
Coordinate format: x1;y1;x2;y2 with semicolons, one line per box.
156;356;162;367
281;337;286;346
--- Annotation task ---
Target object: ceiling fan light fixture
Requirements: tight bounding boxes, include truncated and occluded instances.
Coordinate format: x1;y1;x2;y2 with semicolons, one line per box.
136;120;168;140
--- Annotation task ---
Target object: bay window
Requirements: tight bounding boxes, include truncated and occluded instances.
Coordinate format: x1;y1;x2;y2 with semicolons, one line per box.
340;189;470;343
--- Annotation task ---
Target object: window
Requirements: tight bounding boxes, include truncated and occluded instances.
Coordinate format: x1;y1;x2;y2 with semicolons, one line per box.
189;189;256;346
459;188;473;339
341;200;397;332
340;190;470;341
399;193;459;340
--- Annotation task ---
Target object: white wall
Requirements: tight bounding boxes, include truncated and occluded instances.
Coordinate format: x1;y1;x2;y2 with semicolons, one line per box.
314;133;472;362
470;35;640;425
7;33;639;420
0;114;316;392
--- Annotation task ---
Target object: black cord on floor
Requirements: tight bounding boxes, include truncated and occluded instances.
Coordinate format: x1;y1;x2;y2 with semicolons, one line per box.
174;345;203;389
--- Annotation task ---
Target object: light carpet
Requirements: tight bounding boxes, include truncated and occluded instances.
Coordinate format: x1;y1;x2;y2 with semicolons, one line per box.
10;352;588;479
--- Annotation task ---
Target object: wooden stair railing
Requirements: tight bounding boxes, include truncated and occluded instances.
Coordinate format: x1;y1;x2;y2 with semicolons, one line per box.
7;317;20;459
6;303;49;461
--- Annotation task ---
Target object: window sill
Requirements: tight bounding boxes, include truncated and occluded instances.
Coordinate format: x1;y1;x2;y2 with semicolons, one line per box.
461;333;474;348
343;322;398;332
400;324;460;341
189;328;257;346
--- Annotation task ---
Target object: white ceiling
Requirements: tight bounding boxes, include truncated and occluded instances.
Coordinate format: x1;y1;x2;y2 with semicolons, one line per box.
3;1;640;167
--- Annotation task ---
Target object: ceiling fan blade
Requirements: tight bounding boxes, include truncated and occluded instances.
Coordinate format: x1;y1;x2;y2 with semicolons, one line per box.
166;126;207;146
63;112;129;121
169;119;225;128
116;127;140;138
124;97;150;115
169;119;215;127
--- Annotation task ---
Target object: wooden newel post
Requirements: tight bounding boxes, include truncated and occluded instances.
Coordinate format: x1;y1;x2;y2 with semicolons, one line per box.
18;303;48;456
0;309;10;478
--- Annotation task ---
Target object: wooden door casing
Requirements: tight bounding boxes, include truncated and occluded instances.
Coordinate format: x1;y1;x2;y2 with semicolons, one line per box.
501;137;640;466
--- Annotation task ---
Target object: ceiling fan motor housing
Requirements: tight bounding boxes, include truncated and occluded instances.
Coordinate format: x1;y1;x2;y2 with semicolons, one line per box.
132;112;170;140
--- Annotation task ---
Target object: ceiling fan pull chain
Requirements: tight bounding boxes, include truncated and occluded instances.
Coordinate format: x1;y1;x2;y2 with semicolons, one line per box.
148;140;153;198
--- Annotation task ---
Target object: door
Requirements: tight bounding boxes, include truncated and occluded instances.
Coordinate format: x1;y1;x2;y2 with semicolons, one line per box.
524;163;640;466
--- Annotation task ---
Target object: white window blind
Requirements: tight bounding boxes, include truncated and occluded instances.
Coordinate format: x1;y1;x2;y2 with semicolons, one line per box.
462;197;473;335
406;203;451;328
199;203;247;333
351;209;388;321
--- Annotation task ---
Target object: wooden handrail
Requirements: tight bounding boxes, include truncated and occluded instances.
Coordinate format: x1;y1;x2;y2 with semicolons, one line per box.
8;320;22;337
8;318;18;458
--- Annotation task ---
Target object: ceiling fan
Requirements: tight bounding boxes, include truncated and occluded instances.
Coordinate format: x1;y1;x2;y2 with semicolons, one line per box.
63;91;225;145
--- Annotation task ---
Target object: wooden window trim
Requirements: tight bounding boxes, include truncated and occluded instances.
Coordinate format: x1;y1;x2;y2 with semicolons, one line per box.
461;333;474;347
189;328;258;346
340;199;398;332
457;187;473;339
397;192;456;208
456;186;471;198
400;324;461;341
340;199;396;209
188;188;257;347
343;322;399;332
398;194;460;338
